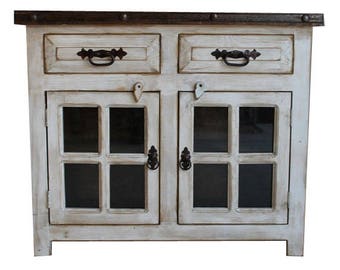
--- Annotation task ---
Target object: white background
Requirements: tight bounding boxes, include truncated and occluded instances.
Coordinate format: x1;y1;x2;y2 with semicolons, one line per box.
0;0;338;268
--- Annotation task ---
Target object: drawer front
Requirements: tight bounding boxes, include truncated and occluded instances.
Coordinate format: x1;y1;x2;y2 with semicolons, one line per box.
179;34;293;74
44;34;160;74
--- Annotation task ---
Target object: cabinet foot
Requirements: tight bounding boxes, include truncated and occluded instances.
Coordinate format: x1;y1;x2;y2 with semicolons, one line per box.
34;241;52;256
286;239;304;256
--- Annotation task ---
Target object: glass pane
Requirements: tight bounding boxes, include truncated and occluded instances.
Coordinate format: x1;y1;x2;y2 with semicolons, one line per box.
64;163;99;208
194;107;228;152
193;164;228;208
239;107;274;153
110;165;145;209
63;107;99;152
110;108;144;153
238;164;273;208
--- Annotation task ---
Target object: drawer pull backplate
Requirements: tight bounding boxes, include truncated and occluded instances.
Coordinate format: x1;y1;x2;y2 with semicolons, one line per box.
77;48;127;66
211;49;261;67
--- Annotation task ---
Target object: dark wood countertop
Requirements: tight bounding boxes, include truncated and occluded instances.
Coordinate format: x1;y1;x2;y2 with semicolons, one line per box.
14;11;324;26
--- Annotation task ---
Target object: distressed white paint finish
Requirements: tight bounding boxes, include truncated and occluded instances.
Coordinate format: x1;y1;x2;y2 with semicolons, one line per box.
26;27;52;256
178;92;291;224
50;224;290;240
47;92;160;224
44;34;160;73
285;27;313;257
179;34;293;73
23;24;314;256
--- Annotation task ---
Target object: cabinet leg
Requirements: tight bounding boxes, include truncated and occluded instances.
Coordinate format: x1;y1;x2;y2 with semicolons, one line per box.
286;239;304;256
34;240;52;256
33;214;52;256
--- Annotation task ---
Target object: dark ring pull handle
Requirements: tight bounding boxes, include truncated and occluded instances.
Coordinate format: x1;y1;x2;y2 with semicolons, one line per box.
179;147;191;170
88;54;114;66
147;146;159;170
211;49;261;67
77;48;127;67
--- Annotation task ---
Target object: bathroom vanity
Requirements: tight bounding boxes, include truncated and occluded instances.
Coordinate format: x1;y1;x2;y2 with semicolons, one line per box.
14;11;324;256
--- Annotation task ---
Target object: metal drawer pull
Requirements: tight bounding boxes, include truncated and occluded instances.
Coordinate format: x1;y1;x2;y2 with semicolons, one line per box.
77;48;127;66
147;145;159;170
179;147;192;170
211;49;261;67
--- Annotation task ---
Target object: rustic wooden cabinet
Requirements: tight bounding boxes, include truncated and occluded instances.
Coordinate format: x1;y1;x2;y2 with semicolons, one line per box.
15;11;324;256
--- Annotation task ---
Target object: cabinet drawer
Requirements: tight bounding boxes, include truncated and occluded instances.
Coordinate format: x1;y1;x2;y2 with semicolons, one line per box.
44;34;160;74
179;34;293;74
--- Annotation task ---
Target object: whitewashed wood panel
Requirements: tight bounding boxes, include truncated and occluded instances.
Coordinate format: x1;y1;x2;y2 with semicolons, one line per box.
49;223;290;241
179;34;293;74
26;27;52;256
44;34;160;73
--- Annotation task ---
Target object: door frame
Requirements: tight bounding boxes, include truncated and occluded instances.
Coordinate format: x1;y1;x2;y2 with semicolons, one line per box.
178;91;291;224
47;91;160;224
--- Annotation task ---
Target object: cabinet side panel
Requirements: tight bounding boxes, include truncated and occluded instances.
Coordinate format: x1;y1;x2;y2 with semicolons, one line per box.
287;27;313;256
27;26;51;256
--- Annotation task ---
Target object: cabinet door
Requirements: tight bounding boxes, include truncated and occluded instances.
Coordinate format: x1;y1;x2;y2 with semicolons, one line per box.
47;92;159;224
179;92;291;224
